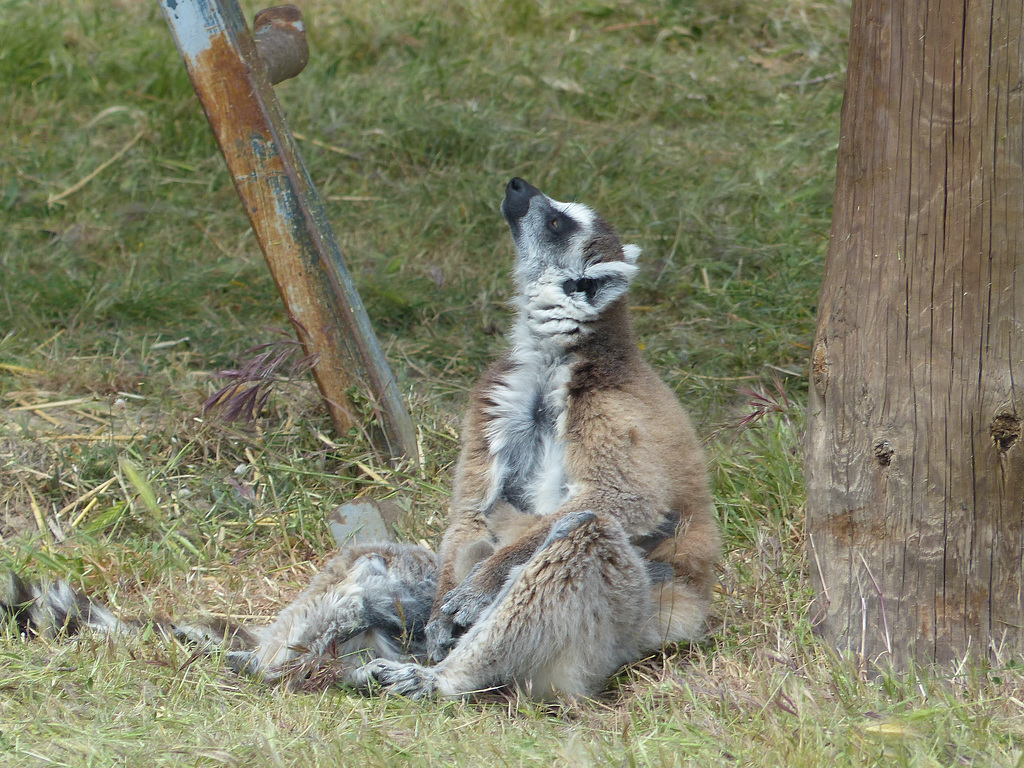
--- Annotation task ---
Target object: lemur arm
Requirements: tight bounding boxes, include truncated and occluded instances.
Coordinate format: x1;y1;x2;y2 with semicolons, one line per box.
430;402;494;604
425;364;505;660
436;518;552;628
428;492;553;659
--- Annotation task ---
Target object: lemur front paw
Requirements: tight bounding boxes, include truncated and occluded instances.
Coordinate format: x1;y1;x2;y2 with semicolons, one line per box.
427;566;501;662
439;574;496;631
425;614;457;662
354;659;439;699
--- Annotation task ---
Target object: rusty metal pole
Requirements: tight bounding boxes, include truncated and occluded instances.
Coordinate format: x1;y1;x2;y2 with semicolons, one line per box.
157;1;418;464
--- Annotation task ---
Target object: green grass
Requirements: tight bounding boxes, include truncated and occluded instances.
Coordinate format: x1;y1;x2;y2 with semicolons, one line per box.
1;0;1022;765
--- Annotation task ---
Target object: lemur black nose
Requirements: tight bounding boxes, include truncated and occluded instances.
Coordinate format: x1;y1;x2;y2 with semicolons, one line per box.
502;177;541;222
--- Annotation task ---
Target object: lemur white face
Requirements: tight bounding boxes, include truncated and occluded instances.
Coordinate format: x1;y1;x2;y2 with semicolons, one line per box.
500;178;640;344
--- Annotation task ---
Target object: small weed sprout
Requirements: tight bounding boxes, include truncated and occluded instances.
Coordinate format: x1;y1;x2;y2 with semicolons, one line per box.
204;331;318;423
735;374;793;431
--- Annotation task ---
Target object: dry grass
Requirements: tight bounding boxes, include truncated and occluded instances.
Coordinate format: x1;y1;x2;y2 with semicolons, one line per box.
2;0;1023;765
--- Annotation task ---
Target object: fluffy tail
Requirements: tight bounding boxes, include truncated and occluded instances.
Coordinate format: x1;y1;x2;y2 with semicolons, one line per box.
1;572;130;638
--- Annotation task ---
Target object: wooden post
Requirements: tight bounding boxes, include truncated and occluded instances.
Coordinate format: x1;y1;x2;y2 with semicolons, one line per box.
158;0;419;463
805;0;1023;667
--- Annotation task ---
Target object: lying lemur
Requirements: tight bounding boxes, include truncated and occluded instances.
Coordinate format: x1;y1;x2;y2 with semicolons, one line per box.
2;179;720;699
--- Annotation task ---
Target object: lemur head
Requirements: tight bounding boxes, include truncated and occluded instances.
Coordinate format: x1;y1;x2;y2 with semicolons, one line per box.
500;178;640;345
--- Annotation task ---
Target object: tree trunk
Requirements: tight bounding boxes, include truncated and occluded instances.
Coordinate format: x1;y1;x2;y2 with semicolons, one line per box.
805;0;1024;668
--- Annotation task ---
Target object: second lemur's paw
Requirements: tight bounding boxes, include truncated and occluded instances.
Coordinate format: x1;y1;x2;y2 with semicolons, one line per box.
225;650;263;678
353;659;439;699
543;510;597;548
225;651;295;685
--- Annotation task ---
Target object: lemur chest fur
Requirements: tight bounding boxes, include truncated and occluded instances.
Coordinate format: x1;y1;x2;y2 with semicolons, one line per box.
482;351;574;517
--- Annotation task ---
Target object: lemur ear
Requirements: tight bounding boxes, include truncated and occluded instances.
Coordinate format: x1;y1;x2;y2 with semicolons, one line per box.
580;260;639;312
623;244;641;265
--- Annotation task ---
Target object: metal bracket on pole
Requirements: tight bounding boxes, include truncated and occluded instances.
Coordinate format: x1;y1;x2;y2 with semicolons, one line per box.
157;1;418;464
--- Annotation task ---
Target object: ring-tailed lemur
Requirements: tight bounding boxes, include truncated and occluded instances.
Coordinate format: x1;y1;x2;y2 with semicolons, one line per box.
2;179;720;700
353;178;720;698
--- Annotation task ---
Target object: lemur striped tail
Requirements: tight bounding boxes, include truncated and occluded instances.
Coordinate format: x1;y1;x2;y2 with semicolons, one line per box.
1;572;129;638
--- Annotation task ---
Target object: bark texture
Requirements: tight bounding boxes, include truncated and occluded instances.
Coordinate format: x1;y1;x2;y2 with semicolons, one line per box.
806;0;1024;667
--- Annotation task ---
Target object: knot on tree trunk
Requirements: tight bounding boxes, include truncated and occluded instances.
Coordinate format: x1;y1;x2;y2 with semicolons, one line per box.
812;340;829;399
991;412;1020;452
873;439;894;467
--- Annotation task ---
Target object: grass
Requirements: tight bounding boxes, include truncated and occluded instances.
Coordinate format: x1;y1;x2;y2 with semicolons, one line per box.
1;0;1022;765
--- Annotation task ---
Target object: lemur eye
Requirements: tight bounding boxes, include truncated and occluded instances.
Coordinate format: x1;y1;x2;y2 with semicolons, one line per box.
560;277;596;299
548;217;560;231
